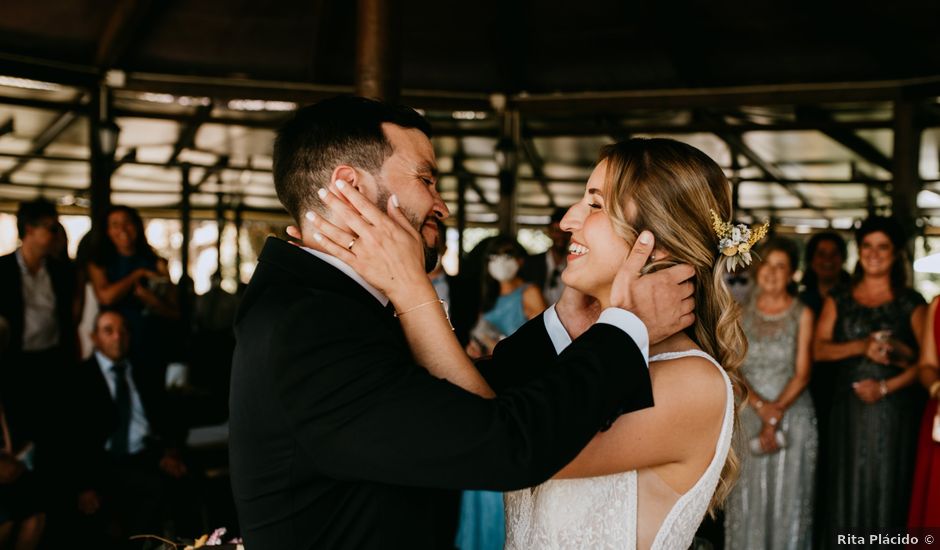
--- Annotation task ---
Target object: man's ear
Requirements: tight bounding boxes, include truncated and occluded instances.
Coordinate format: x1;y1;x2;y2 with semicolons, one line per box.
331;165;359;190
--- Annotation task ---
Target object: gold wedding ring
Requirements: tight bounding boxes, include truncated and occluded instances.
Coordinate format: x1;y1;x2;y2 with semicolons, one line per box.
347;239;357;250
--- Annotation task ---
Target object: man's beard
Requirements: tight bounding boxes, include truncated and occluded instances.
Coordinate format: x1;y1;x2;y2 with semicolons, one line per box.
375;188;439;273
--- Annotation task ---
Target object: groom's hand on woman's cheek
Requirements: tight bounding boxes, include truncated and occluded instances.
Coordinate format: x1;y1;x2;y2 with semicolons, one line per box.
611;231;696;344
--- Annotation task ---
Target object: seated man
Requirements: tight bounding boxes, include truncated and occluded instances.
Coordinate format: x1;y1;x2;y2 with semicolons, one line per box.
73;310;191;545
0;398;44;550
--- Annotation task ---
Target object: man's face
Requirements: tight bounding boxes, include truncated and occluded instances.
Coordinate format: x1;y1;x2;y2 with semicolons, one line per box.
91;312;130;362
369;123;450;271
24;215;58;255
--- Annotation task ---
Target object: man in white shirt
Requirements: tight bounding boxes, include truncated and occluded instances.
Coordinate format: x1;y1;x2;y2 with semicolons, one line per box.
0;199;77;542
72;310;189;545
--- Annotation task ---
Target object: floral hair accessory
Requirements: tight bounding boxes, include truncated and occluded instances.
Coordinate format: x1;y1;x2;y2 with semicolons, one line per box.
710;210;770;272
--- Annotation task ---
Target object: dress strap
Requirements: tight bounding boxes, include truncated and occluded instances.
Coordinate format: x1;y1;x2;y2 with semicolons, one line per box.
650;349;721;369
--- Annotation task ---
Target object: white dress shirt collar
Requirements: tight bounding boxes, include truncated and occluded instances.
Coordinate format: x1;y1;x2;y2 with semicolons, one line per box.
94;350;120;373
301;247;390;307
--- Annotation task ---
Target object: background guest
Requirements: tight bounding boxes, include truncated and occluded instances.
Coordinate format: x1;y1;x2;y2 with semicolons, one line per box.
909;295;940;529
457;235;545;550
73;310;192;547
87;205;179;383
800;232;851;317
0;315;45;550
798;231;851;546
467;235;546;358
814;216;926;543
725;237;817;549
0;199;77;541
521;207;569;305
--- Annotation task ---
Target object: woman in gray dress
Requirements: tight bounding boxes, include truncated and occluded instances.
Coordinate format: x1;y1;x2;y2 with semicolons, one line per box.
725;238;817;550
814;216;926;543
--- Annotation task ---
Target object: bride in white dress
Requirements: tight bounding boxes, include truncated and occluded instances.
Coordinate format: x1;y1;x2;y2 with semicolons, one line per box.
302;137;752;549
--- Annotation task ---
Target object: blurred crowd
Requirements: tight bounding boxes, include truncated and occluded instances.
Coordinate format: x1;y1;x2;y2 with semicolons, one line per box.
0;199;229;549
2;197;939;549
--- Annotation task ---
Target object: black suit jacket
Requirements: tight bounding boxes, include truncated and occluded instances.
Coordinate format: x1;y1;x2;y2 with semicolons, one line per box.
0;251;77;360
72;354;179;491
228;238;653;549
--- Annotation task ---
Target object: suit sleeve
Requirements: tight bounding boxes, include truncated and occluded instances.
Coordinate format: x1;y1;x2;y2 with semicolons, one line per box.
476;313;559;391
270;293;653;492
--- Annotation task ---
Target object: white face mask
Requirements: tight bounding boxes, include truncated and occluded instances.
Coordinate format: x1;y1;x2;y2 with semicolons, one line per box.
488;254;520;282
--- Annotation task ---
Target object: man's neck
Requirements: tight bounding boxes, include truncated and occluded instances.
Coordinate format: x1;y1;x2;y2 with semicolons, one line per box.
19;244;45;274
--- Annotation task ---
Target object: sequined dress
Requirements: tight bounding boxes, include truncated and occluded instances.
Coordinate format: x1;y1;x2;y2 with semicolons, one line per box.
724;296;817;549
821;287;926;543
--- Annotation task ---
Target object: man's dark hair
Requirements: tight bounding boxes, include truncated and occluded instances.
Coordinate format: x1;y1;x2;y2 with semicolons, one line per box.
16;198;58;238
273;96;432;223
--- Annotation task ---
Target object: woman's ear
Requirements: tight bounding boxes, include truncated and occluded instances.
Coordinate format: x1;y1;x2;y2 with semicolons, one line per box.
650;248;670;262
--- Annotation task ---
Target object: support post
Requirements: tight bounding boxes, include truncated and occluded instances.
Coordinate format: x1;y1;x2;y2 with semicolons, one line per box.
454;144;468;270
89;85;115;229
496;111;520;236
891;99;922;259
355;0;401;102
179;163;193;326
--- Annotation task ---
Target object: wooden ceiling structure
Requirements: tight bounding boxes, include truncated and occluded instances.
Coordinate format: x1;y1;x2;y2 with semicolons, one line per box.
1;0;939;252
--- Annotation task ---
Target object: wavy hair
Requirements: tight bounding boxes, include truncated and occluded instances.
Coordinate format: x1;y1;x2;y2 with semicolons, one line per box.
599;138;747;514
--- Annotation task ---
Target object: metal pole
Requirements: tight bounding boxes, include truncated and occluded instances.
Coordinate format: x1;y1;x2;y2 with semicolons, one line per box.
179;163;193;327
355;0;401;102
89;85;113;229
496;111;520;236
234;200;244;289
454;144;468;270
891;99;922;259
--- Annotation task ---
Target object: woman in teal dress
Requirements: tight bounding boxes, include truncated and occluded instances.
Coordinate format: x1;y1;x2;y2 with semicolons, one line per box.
456;235;546;550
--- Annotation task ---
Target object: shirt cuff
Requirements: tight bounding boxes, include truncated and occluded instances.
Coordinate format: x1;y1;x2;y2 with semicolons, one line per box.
597;308;650;367
542;305;573;355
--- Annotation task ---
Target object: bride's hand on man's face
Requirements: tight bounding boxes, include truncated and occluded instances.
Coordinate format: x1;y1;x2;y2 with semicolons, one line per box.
287;180;429;300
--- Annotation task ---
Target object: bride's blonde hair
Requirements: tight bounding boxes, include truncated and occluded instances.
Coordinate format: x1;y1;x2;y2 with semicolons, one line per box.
599;138;747;513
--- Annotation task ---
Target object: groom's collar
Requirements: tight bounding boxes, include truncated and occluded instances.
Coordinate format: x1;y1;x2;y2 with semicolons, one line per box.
301;246;390;307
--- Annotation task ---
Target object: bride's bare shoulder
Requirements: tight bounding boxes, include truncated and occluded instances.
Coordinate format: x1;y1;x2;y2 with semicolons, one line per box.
649;353;727;424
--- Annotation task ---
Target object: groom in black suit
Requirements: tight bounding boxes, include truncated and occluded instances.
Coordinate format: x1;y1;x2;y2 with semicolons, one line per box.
229;96;693;549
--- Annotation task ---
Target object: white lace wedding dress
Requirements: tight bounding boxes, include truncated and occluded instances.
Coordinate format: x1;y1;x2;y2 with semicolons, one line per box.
504;350;734;550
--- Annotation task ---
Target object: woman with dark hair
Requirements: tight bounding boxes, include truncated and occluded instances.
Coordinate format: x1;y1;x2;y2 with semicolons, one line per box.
87;206;179;365
458;235;546;550
466;235;547;358
799;232;851;317
725;237;817;549
798;231;851;546
814;216;927;541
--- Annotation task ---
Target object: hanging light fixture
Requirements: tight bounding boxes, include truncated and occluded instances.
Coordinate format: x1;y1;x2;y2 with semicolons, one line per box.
97;120;121;158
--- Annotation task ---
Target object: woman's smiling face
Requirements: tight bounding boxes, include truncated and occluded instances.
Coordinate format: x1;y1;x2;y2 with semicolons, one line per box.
559;160;632;303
